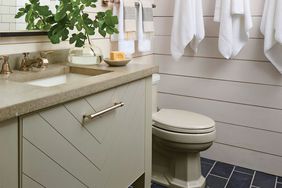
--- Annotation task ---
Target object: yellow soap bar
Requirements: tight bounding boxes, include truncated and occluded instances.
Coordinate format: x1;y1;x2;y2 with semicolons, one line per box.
110;51;126;61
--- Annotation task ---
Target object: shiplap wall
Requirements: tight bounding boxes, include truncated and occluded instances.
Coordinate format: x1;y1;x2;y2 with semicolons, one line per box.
153;0;282;176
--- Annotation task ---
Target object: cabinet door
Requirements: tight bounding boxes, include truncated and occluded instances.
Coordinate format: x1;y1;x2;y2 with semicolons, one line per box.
0;118;18;188
21;79;146;188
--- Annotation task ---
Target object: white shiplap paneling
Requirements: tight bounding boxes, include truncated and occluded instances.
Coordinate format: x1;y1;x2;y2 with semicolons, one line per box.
153;0;282;177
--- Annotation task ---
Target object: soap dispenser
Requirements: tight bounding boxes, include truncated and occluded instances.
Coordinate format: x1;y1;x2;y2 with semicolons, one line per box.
0;56;12;74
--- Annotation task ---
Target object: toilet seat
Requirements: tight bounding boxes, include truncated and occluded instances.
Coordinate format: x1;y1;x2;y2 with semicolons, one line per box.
153;126;216;144
153;109;215;134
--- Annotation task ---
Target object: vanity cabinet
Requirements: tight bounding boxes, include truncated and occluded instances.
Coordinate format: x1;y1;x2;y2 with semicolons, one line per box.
20;78;152;188
0;119;18;188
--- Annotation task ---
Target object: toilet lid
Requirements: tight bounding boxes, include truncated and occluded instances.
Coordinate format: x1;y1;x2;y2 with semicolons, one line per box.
152;109;215;134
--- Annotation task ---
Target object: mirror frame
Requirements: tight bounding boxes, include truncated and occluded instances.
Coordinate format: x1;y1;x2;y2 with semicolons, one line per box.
0;31;47;37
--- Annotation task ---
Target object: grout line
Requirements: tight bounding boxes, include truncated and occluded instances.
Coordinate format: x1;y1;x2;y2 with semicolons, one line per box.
233;170;253;176
206;161;217;178
275;177;278;188
224;166;235;188
250;171;257;188
209;173;229;180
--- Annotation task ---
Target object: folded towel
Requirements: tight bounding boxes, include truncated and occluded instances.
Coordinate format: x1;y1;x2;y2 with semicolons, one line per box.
111;0;135;54
232;0;244;14
261;0;282;74
137;0;153;52
171;0;205;60
141;0;154;33
214;0;253;59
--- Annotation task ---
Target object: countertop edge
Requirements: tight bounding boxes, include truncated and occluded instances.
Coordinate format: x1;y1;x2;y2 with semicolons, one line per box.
0;64;158;122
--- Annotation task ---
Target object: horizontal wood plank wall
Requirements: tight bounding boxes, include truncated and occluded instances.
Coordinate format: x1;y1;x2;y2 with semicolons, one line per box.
153;0;282;176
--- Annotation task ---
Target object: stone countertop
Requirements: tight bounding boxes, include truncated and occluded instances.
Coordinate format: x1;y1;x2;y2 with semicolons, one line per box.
0;59;158;122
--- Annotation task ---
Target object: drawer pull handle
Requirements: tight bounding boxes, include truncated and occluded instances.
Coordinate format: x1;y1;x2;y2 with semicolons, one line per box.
83;102;124;122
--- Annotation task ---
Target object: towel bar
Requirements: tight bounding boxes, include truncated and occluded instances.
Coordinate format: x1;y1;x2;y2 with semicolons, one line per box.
102;0;156;8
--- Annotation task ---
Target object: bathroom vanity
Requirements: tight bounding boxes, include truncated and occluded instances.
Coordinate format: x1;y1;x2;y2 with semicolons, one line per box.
0;61;158;188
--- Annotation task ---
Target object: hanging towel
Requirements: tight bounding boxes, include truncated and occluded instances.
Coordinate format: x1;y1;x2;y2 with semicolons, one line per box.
141;0;154;33
124;0;137;40
171;0;205;60
214;0;252;59
261;0;282;74
137;0;153;52
111;0;135;55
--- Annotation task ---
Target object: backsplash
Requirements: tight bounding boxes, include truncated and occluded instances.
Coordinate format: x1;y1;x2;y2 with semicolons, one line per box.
0;50;69;70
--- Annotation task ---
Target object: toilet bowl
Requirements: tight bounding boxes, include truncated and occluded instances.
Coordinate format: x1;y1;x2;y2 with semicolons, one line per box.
152;74;216;188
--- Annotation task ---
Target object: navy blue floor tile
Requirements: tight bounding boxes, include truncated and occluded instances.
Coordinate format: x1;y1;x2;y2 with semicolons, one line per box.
234;166;254;175
206;174;227;188
201;157;216;165
201;162;213;177
277;183;282;188
278;177;282;183
210;162;234;178
252;171;276;188
226;171;253;188
151;182;166;188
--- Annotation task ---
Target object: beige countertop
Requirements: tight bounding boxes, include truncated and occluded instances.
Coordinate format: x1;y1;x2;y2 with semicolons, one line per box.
0;59;158;122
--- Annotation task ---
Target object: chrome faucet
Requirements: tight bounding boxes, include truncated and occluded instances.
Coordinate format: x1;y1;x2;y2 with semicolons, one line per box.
19;51;53;71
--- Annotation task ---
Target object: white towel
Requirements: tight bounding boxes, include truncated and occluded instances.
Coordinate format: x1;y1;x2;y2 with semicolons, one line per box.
111;0;135;55
214;0;253;59
137;0;152;52
171;0;205;60
261;0;282;74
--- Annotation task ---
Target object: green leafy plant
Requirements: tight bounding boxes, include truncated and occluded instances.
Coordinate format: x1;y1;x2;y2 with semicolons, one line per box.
15;0;118;51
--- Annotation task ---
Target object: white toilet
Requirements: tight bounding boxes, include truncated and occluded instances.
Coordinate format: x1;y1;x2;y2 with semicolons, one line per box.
152;74;216;188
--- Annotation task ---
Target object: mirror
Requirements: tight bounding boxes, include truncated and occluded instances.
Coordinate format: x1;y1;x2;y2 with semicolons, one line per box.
0;0;57;36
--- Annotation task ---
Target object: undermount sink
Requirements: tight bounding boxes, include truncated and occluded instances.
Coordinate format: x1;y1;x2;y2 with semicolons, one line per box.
25;73;90;87
10;65;111;87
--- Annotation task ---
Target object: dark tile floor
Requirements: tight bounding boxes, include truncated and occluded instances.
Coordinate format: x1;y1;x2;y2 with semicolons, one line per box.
151;158;282;188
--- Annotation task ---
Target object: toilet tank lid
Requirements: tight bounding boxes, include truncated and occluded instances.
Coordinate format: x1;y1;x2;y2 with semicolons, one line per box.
153;109;215;134
152;74;160;85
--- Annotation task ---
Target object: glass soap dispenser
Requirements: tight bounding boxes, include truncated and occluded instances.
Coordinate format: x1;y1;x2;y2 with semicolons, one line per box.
68;44;103;65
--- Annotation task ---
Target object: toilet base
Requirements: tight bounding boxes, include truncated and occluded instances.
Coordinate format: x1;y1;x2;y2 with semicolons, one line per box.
152;138;207;188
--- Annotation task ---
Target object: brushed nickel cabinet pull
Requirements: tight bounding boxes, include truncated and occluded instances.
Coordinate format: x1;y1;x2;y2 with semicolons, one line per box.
83;102;124;123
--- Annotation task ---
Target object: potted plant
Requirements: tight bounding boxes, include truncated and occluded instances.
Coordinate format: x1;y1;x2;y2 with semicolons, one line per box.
15;0;118;65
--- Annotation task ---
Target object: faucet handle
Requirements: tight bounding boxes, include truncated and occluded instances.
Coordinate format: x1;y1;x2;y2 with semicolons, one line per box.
0;55;9;62
40;51;53;58
0;55;12;74
23;52;30;57
38;51;53;69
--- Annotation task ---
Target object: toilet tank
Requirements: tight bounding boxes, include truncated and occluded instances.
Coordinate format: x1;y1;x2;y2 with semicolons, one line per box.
152;74;160;114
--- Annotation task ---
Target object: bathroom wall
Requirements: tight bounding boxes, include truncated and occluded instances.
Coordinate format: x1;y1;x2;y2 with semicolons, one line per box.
154;0;282;176
0;0;152;67
0;2;111;55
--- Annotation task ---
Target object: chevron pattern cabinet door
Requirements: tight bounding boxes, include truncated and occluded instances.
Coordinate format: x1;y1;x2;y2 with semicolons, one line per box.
21;79;146;188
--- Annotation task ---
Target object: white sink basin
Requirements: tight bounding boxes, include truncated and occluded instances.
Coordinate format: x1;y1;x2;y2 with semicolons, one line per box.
25;73;90;87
